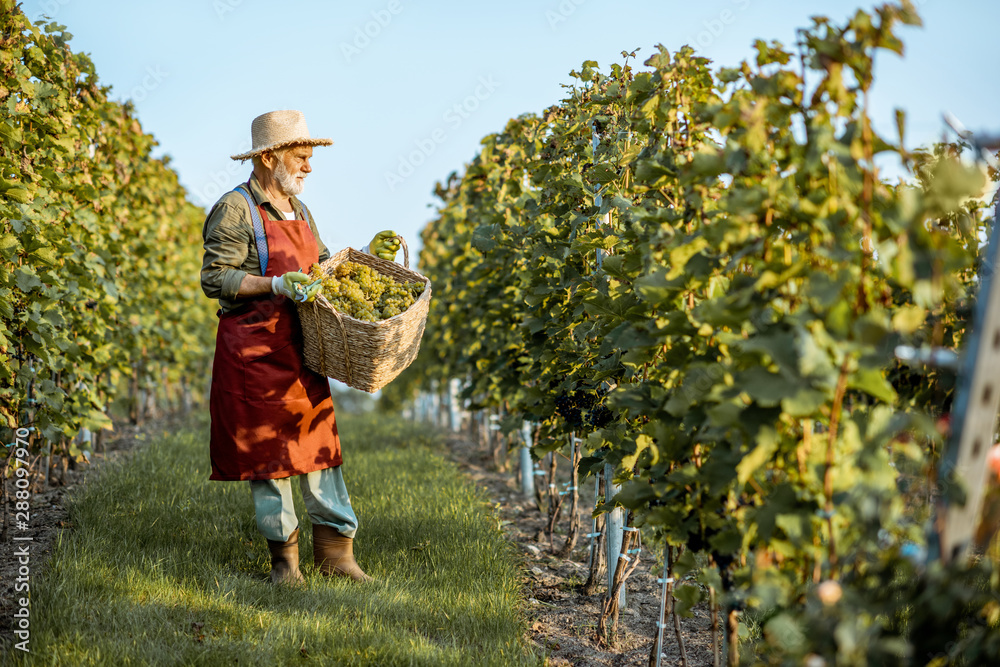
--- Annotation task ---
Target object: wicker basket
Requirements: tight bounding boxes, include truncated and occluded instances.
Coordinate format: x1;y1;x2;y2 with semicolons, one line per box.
296;239;432;393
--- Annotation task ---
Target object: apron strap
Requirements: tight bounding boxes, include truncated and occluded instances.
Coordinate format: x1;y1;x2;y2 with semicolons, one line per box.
234;184;269;276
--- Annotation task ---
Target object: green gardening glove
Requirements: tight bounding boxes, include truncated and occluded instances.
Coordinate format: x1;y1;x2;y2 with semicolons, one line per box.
368;230;401;261
271;271;321;302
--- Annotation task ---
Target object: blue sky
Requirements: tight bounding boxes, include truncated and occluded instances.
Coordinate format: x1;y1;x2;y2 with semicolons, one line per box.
20;0;1000;260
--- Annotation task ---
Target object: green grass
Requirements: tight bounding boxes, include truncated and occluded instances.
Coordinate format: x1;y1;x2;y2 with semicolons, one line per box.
12;412;538;666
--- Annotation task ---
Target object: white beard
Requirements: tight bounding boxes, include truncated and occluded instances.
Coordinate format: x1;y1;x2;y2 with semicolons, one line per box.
274;159;305;196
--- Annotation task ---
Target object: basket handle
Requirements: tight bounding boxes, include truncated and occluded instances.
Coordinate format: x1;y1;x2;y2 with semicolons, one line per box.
398;235;409;269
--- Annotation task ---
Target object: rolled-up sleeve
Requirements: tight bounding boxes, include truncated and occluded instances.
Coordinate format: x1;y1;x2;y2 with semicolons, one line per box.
201;200;252;301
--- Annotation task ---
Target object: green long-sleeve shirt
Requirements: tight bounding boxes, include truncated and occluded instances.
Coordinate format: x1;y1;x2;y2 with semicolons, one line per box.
200;173;330;314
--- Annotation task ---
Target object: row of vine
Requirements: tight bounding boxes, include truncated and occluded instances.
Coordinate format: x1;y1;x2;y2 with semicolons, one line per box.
1;4;216;499
387;3;1000;662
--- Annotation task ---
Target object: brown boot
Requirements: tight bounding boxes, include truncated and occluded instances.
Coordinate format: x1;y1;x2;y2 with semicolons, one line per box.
312;524;372;582
267;528;305;585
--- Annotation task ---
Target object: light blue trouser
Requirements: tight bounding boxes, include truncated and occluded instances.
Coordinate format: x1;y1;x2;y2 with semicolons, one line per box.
249;466;358;543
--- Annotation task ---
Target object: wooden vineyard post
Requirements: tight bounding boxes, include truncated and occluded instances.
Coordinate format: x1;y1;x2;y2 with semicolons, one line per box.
488;410;507;472
557;434;582;557
599;513;639;643
583;472;607;595
928;122;1000;564
544;451;560;549
934;195;1000;564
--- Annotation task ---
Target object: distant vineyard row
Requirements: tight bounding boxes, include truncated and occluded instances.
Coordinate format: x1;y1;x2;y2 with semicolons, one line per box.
0;5;216;468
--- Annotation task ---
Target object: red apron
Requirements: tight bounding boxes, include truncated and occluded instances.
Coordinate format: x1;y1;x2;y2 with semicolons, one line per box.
208;203;341;481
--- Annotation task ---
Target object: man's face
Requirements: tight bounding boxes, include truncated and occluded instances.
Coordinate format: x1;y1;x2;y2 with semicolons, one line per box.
269;145;313;196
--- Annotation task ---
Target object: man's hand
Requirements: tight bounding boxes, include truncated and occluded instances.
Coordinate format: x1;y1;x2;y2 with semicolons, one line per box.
368;230;400;261
272;271;321;302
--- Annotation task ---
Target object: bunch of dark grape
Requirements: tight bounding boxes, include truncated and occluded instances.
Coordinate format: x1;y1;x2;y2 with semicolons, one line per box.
554;388;618;429
587;405;614;428
309;261;425;322
554;390;597;428
554;393;583;426
573;390;597;411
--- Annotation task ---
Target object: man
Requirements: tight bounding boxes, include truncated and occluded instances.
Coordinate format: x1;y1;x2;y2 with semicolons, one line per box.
200;109;399;585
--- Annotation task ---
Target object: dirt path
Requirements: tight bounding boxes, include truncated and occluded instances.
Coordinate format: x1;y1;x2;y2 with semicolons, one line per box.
443;433;717;667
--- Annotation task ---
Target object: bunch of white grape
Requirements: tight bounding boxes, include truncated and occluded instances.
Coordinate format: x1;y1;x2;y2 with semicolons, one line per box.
309;261;425;322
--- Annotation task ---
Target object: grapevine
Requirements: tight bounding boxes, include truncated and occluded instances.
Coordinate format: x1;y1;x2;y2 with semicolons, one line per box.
388;3;1000;661
0;5;216;488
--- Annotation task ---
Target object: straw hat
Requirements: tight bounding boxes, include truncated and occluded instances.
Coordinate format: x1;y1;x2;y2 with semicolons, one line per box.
230;110;333;161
